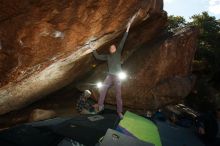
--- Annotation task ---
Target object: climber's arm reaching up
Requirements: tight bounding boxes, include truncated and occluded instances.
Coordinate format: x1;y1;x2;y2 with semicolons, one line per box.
117;14;137;54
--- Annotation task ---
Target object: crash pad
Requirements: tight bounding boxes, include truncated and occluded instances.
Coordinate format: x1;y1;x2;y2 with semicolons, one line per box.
118;111;162;146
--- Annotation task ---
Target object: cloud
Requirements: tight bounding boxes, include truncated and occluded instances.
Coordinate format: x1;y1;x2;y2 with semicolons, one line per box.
164;0;174;4
208;0;220;15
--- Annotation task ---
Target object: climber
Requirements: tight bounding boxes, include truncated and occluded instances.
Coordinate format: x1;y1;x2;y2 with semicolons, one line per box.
89;13;138;119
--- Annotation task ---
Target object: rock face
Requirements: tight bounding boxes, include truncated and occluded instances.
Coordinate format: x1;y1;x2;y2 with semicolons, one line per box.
77;27;198;110
0;0;198;115
28;109;56;122
0;0;166;115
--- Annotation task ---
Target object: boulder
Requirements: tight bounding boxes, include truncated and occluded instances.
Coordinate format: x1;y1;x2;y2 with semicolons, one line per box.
0;0;167;115
28;108;56;122
0;0;198;114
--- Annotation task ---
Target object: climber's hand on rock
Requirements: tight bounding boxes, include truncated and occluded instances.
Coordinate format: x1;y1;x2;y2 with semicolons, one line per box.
89;42;96;51
126;10;140;32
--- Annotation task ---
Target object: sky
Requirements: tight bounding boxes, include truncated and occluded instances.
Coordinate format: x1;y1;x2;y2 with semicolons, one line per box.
164;0;220;21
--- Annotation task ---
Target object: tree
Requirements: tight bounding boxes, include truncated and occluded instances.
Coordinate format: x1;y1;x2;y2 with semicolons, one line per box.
167;12;220;111
167;15;186;32
190;12;220;77
187;12;220;111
